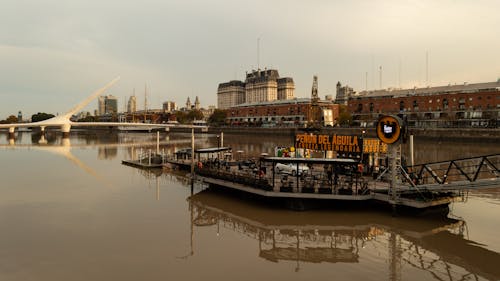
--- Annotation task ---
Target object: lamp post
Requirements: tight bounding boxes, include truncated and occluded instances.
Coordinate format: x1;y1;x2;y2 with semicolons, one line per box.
360;130;366;176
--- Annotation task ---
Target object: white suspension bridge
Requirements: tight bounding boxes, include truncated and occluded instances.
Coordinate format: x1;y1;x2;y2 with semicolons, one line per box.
0;77;208;137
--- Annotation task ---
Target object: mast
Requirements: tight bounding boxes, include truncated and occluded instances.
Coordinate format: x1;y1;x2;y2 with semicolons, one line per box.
144;84;147;122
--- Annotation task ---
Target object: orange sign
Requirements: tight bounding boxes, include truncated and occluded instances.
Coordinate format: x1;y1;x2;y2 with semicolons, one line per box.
295;134;362;153
376;115;403;144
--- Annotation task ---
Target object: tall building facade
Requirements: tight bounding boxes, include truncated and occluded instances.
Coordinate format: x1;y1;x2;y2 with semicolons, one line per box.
97;95;118;115
335;82;354;106
105;95;118;114
162;101;176;112
277;77;295;100
245;69;279;103
217;80;246;109
98;96;106;115
127;96;137;113
217;69;295;109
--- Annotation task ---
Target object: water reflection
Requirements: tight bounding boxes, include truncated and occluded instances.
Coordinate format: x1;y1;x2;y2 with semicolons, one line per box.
188;190;500;280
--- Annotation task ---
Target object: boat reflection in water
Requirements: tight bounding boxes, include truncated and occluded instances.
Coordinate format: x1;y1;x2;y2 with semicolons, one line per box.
188;190;500;281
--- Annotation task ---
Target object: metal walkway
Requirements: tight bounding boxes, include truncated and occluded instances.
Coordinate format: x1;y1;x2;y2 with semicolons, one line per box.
406;154;500;191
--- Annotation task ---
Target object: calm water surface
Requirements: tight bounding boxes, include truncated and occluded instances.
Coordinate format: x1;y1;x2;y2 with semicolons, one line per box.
0;131;499;281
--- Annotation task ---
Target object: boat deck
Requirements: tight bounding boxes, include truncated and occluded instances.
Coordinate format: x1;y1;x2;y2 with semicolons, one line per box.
194;163;460;210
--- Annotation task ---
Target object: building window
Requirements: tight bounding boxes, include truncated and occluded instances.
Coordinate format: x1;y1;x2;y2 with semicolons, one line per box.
369;103;374;112
413;100;419;111
357;104;363;112
443;99;448;110
399;101;405;111
459;98;466;110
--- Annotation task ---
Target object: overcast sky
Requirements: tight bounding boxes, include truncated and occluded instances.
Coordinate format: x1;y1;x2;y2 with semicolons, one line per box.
1;0;499;118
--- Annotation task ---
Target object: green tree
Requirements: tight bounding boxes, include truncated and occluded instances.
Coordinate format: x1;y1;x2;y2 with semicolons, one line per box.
5;115;18;123
77;115;97;122
208;109;227;125
337;105;352;126
174;111;188;124
31;112;55;122
187;110;204;122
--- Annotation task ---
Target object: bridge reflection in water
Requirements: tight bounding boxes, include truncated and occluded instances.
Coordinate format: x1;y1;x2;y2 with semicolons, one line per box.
188;190;500;281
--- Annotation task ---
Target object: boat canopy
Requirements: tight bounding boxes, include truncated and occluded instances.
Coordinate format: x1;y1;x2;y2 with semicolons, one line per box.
260;157;358;165
195;147;232;154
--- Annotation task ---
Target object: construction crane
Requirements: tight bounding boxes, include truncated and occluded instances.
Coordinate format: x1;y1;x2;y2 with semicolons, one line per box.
306;75;322;130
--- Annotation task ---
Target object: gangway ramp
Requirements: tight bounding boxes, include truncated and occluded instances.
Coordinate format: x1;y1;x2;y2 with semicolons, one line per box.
407;154;500;191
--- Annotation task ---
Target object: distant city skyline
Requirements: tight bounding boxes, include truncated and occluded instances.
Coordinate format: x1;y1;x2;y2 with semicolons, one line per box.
1;0;499;118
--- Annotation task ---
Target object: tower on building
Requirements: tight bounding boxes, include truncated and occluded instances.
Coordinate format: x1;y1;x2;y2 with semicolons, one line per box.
194;96;200;110
186;97;192;109
127;95;137;113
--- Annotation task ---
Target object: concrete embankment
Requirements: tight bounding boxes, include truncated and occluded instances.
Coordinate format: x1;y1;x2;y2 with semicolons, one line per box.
206;126;500;142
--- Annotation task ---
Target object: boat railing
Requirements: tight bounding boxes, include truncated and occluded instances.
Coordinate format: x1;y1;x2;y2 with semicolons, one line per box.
196;163;377;196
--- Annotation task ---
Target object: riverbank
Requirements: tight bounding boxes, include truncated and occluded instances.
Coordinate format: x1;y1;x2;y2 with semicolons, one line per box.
205;126;500;142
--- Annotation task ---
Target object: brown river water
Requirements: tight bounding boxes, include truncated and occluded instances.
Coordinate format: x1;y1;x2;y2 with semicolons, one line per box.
0;131;499;281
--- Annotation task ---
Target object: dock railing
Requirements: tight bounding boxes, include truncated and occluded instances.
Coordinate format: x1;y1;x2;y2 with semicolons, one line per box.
407;154;500;190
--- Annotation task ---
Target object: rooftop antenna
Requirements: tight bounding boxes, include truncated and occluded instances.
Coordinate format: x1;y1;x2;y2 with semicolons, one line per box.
379;66;383;89
425;51;429;86
365;71;368;91
371;54;375;89
144;83;148;112
398;57;402;88
257;37;260;70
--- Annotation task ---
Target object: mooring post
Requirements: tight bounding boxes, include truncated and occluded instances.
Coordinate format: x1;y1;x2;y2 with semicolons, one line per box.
191;127;195;187
409;135;414;167
8;127;15;140
156;131;160;155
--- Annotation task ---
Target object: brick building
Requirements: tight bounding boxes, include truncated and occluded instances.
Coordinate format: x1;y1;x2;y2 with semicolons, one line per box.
348;81;500;127
227;98;339;127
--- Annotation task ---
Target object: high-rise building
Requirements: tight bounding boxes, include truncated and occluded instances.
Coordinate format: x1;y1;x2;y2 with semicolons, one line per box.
217;80;246;109
335;82;354;106
98;96;106;115
217;69;294;109
245;69;279;103
162;101;176;112
277;77;295;100
105;95;118;114
97;95;118;115
127;96;137;113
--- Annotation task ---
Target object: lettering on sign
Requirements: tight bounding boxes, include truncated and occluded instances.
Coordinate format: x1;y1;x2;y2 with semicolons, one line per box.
295;134;362;153
362;138;388;153
295;134;387;154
